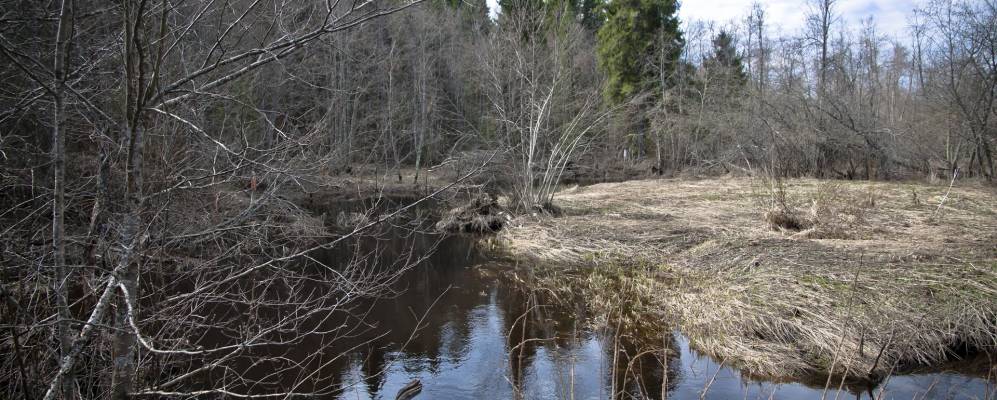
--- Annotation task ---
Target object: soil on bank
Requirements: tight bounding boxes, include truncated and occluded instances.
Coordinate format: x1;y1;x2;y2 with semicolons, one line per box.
287;165;477;205
278;165;499;230
499;176;997;381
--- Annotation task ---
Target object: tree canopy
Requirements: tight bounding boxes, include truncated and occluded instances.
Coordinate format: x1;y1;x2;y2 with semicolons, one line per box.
596;0;682;104
703;30;748;96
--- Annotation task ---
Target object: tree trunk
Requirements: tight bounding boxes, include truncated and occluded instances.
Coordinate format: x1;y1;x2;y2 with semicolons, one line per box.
52;0;75;397
110;239;139;400
113;3;146;389
111;121;144;400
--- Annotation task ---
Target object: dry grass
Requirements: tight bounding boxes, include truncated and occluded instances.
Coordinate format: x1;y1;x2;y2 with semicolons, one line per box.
499;176;997;381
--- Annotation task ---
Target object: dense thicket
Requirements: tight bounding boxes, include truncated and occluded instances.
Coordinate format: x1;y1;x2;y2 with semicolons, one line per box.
660;0;997;180
0;0;994;398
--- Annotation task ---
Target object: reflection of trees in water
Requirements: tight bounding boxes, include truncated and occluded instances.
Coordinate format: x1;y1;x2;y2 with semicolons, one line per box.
501;264;680;399
163;220;479;397
361;344;387;395
296;239;683;399
608;331;680;399
307;245;996;399
315;229;486;397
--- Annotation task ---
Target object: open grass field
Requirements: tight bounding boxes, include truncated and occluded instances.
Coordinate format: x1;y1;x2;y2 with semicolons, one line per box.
500;177;997;380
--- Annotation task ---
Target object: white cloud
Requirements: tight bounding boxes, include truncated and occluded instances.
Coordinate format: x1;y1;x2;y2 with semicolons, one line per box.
483;0;915;39
486;0;500;19
678;0;917;39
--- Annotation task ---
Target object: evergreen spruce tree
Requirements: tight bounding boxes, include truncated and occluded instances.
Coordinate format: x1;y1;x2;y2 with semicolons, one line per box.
703;30;748;94
576;0;607;30
595;0;682;104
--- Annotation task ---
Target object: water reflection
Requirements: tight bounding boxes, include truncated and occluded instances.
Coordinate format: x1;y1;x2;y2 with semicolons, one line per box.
672;332;996;400
262;194;996;399
317;240;994;400
332;261;665;400
151;196;995;398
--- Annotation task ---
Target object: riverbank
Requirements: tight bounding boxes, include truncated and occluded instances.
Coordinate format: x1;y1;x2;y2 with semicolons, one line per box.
499;177;997;381
287;165;476;204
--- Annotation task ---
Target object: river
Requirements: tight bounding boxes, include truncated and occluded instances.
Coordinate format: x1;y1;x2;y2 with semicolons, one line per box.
271;198;996;399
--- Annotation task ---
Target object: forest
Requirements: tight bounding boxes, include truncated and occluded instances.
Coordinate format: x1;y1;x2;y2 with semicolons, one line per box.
1;0;995;398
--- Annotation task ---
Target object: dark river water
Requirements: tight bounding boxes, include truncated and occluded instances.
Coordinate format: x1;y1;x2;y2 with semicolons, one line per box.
278;198;996;400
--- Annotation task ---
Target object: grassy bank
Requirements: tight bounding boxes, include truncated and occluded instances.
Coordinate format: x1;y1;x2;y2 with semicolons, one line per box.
500;177;997;381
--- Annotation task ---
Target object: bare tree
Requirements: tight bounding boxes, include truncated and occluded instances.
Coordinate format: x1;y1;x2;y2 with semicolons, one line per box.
480;8;608;211
0;0;442;398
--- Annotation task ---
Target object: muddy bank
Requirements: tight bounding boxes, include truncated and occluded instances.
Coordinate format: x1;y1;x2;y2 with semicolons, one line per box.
281;165;508;231
287;179;511;238
290;169;469;210
499;177;997;382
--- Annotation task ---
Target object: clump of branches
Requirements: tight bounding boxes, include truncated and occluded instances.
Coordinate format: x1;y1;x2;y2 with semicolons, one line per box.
479;7;611;212
0;0;450;398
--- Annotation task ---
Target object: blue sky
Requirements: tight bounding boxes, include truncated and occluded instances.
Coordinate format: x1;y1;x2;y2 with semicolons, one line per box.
484;0;915;39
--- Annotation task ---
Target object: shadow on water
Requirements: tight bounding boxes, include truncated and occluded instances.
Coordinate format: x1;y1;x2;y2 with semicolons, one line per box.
189;197;995;399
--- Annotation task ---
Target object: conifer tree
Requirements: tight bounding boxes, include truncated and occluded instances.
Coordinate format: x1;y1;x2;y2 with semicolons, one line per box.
703;30;748;97
596;0;682;104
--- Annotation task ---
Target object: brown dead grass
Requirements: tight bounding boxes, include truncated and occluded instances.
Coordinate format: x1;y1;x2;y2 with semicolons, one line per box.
500;176;997;380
